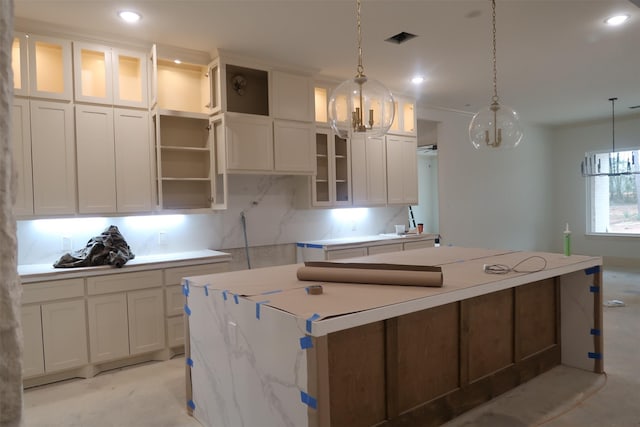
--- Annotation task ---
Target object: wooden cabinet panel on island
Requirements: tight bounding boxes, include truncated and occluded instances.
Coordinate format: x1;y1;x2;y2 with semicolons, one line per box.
30;100;76;215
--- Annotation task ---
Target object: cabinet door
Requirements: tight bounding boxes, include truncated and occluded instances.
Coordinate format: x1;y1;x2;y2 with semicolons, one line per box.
21;305;45;378
41;300;88;372
127;288;165;355
73;42;113;105
225;113;273;172
12;99;33;216
351;135;368;205
27;34;73;100
30;100;76;215
312;129;332;205
115;108;153;212
272;71;313;122
75;105;117;213
166;316;185;348
12;33;29;96
273;120;314;174
87;293;129;363
386;136;417;205
367;136;387;205
326;247;368;260
148;44;158;108
113;48;148;108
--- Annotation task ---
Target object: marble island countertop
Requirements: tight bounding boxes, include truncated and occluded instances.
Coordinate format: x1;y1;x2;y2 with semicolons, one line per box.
296;233;439;250
19;249;231;283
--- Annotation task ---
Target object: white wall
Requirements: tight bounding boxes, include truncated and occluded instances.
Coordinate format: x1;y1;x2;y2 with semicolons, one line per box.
552;112;640;262
413;152;439;234
17;175;408;266
420;106;555;252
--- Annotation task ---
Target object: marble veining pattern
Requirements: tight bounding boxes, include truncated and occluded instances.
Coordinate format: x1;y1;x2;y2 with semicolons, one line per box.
187;278;308;427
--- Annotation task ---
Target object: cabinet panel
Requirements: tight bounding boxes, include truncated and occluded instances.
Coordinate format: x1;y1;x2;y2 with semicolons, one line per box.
30;100;76;215
87;270;162;295
164;262;229;285
272;71;313;122
113;49;148;108
352;135;386;206
75;105;117;213
27;35;73;100
273;120;314;173
368;243;403;255
156;59;209;114
165;285;184;317
166;315;185;348
225;114;273;172
402;239;435;251
127;288;165;355
12;33;29;96
386;136;417;205
87;293;129;363
41;300;88;372
114;108;153;212
21;305;45;378
11;98;33;216
22;278;85;304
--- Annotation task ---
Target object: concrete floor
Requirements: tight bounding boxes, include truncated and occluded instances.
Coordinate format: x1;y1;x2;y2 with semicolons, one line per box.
23;268;640;427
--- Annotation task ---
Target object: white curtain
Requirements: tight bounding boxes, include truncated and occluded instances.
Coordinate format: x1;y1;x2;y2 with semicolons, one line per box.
0;0;23;426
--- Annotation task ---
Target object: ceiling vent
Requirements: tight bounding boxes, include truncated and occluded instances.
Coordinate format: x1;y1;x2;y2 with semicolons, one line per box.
385;32;417;44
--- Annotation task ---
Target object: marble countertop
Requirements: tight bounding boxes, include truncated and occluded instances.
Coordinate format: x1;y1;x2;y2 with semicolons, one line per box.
19;249;232;283
296;233;438;250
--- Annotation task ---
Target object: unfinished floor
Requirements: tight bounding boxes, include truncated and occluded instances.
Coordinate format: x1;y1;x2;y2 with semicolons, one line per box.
23;267;640;427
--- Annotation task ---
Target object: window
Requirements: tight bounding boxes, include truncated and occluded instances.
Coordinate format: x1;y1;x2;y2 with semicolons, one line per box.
587;149;640;235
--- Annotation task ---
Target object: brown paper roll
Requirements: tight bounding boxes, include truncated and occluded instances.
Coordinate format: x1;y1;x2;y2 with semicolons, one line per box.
296;262;442;287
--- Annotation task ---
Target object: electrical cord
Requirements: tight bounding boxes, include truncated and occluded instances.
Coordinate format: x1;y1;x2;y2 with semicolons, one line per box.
483;255;548;274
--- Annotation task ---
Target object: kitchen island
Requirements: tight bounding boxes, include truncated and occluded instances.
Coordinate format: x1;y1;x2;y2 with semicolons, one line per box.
184;246;602;427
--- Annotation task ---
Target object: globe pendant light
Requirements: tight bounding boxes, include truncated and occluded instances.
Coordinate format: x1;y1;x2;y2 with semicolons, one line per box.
469;0;523;149
328;0;395;139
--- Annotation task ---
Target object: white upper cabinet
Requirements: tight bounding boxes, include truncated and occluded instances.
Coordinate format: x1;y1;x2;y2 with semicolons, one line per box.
272;70;313;122
389;95;416;136
73;42;148;108
27;34;73;101
386;135;418;205
224;113;273;172
12;99;33;216
30;100;76;215
351;134;387;206
273;120;315;173
154;57;210;114
12;32;29;97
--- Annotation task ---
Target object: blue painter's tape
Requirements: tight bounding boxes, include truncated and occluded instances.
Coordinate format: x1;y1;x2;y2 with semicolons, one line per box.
261;289;282;295
305;287;310;294
300;391;317;409
182;284;189;297
590;286;600;293
204;285;209;296
255;300;269;319
590;328;601;336
296;242;305;248
300;336;313;349
306;313;321;333
186;358;194;367
233;294;239;304
222;290;228;301
306;243;323;249
184;304;192;316
588;352;603;360
585;266;601;275
187;400;196;410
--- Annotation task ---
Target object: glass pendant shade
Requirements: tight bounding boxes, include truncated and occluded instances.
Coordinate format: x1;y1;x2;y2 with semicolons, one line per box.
469;101;523;149
328;76;395;139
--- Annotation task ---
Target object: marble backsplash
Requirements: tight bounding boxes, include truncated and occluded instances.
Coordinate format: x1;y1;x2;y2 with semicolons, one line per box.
17;175;410;266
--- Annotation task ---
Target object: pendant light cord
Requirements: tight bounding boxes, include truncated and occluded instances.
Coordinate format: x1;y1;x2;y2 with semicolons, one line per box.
491;0;499;104
610;97;617;153
356;0;364;77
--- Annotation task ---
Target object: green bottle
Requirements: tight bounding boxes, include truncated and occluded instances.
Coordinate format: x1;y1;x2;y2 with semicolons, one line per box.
563;223;571;256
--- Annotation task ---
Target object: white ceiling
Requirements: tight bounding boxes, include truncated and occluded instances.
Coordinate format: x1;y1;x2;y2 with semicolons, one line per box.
13;0;640;126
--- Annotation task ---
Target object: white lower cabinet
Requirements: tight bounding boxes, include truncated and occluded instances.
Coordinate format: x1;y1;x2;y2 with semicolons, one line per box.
41;300;89;372
326;247;368;260
87;271;164;363
21;305;45;378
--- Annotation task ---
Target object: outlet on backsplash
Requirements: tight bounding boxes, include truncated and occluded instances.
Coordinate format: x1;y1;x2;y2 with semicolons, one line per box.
158;231;167;246
61;236;72;252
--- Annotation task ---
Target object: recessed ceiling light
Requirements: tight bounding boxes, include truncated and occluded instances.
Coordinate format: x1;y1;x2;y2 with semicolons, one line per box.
605;14;630;26
118;10;142;23
174;59;182;64
411;76;425;84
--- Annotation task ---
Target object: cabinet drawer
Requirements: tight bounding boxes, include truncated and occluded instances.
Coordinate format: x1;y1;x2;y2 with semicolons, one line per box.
87;270;162;295
326;247;368;260
403;240;435;251
368;243;403;255
165;284;185;316
22;278;84;304
164;262;229;285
